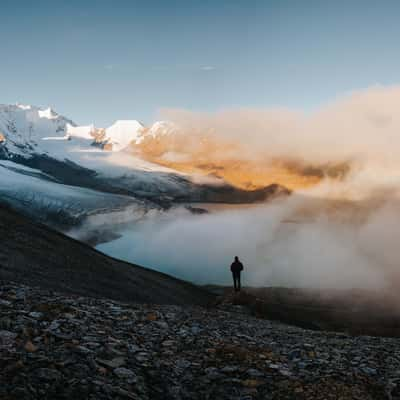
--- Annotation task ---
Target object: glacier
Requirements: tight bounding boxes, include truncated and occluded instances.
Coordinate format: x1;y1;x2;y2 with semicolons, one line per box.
0;160;148;228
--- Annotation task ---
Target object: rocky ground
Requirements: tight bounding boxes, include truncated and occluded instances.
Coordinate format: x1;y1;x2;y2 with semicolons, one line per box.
1;281;400;400
210;287;400;338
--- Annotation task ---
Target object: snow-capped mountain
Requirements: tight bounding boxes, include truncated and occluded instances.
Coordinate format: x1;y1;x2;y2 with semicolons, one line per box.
104;120;144;150
0;105;176;229
0;103;289;234
0;104;147;157
0;104;74;157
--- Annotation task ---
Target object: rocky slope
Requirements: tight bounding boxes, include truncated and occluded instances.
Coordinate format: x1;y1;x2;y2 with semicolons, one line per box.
1;281;399;400
0;204;212;306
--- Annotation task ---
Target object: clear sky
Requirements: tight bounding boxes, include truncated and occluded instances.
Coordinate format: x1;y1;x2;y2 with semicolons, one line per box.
2;0;400;126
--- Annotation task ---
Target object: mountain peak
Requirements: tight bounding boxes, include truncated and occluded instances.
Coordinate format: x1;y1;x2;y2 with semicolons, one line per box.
38;107;58;120
104;120;144;151
16;103;32;110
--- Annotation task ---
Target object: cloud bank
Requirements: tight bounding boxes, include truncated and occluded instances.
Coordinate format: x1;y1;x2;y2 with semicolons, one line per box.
161;85;400;171
99;86;400;292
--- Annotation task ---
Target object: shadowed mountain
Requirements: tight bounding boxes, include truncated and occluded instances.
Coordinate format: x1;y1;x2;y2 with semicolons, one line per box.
0;204;214;306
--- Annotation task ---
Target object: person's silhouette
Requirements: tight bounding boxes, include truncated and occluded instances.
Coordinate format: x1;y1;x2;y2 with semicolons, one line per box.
230;256;244;292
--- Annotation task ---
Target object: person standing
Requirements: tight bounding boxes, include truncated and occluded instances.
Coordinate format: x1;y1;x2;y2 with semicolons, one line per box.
230;256;244;292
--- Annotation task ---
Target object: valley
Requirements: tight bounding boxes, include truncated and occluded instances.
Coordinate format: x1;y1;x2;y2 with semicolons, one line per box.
3;3;400;399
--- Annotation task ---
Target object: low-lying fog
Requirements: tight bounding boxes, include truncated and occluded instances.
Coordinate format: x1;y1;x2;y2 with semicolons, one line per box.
95;177;398;290
96;86;400;290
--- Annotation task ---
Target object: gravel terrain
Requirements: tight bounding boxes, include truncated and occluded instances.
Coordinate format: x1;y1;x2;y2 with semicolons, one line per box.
1;282;400;400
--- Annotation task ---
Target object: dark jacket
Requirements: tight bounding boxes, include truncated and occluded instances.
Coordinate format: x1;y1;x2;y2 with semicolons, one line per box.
231;260;243;274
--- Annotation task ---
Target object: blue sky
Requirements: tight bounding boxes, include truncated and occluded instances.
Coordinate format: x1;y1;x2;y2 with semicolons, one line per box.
2;0;400;126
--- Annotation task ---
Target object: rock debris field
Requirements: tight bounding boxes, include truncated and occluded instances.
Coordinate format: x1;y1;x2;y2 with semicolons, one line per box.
1;281;400;400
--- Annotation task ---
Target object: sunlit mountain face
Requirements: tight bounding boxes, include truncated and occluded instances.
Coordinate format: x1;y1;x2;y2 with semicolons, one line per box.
130;124;350;191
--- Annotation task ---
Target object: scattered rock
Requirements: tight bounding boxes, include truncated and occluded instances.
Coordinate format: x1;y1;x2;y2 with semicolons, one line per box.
113;367;137;380
35;368;62;381
24;340;38;352
28;311;43;319
162;340;175;347
242;379;264;388
146;312;158;321
97;357;126;369
0;281;396;399
0;330;17;346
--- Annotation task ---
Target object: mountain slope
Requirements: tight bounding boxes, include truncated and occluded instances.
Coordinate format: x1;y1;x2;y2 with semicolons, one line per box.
0;160;149;228
0;104;75;158
0;204;213;306
0;104;290;211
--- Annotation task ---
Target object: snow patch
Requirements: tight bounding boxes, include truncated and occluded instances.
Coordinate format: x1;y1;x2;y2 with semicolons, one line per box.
42;136;70;141
38;107;58;120
66;123;94;139
105;120;144;151
16;103;32;110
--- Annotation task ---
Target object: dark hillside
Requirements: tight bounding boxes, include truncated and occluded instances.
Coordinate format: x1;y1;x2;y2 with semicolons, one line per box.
0;204;213;306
